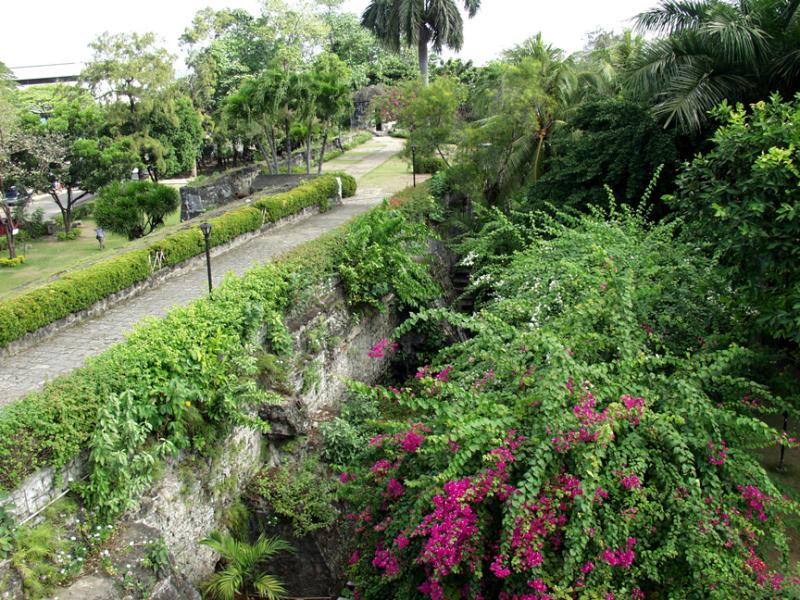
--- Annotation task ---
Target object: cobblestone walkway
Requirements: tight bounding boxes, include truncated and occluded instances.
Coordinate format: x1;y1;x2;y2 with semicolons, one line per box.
0;136;408;407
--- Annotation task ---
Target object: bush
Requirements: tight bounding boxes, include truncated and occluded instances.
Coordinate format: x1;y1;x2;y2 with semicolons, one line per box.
668;94;800;345
528;98;678;218
414;156;445;174
19;208;48;239
337;208;797;598
334;205;439;311
0;256;24;268
427;170;450;201
0;173;357;350
252;458;337;536
73;202;94;220
253;172;356;222
56;230;79;242
94;181;180;240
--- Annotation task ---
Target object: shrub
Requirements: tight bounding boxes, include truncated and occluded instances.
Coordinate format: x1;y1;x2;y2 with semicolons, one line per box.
427;170;450;201
252;458;337;537
0;256;24;268
253;172;356;222
334;205;439;311
19;208;48;239
94;181;180;240
56;230;79;241
73;202;94;220
528;98;678;218
336;208;796;598
414;156;445;174
668;94;800;345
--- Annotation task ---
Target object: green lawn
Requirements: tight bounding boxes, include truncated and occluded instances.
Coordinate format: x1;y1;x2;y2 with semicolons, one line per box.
0;209;181;299
357;153;428;192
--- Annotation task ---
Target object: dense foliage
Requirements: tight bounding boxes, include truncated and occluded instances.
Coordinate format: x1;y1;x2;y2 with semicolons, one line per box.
94;181;180;240
668;94;800;347
529;98;678;217
629;0;800;133
333;207;798;598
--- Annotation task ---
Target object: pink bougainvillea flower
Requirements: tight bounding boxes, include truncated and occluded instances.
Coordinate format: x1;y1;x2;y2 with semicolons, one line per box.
399;430;425;453
621;474;641;490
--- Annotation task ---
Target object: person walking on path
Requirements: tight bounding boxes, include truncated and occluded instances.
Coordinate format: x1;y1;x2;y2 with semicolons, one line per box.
95;226;105;250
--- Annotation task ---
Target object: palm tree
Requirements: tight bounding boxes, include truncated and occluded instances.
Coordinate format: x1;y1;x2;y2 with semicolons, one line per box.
469;35;602;207
201;531;293;600
361;0;482;85
628;0;800;132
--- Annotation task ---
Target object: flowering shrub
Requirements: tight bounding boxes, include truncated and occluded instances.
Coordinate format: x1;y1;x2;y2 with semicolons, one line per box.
332;210;798;598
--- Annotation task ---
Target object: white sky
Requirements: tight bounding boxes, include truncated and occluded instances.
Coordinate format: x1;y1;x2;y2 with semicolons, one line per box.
1;0;657;74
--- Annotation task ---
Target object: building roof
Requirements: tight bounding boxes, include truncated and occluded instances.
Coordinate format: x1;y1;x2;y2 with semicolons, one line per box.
10;62;83;87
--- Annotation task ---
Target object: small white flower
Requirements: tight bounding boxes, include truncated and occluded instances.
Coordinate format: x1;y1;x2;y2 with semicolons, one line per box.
70;536;76;541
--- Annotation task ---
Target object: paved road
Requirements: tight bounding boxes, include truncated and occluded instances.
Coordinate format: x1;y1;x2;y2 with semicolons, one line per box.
0;136;407;408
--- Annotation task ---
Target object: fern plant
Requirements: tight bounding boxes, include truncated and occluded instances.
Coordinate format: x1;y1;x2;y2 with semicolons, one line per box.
201;531;293;600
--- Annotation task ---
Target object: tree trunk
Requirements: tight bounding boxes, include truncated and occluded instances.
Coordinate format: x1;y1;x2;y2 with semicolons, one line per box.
256;140;273;173
436;145;451;168
317;132;328;175
418;25;431;86
269;127;279;174
305;120;313;175
285;119;292;175
532;129;548;184
1;202;16;259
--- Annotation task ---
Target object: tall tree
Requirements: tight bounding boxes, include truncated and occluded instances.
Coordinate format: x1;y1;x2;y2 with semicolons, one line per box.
313;53;353;173
361;0;482;85
629;0;800;132
81;32;175;116
224;69;287;174
463;35;599;207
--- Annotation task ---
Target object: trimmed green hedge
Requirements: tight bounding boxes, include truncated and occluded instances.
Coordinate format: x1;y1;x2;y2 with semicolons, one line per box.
0;181;432;495
415;156;446;174
0;173;356;349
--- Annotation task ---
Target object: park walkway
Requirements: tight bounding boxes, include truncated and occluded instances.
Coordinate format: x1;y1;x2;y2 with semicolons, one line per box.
0;136;409;408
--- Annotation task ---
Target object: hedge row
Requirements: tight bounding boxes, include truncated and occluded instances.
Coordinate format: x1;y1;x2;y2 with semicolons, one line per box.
0;173;356;349
0;181;432;493
414;155;446;174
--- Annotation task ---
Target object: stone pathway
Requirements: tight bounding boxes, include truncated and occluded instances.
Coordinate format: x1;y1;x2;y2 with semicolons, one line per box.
0;136;409;408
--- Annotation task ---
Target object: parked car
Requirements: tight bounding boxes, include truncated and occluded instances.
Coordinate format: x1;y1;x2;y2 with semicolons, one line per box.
3;186;32;207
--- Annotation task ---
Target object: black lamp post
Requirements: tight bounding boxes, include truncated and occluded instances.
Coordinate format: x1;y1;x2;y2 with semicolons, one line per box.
411;144;417;187
199;222;213;293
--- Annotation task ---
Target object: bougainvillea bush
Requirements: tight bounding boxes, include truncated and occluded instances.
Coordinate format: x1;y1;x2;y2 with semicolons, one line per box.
331;209;799;599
